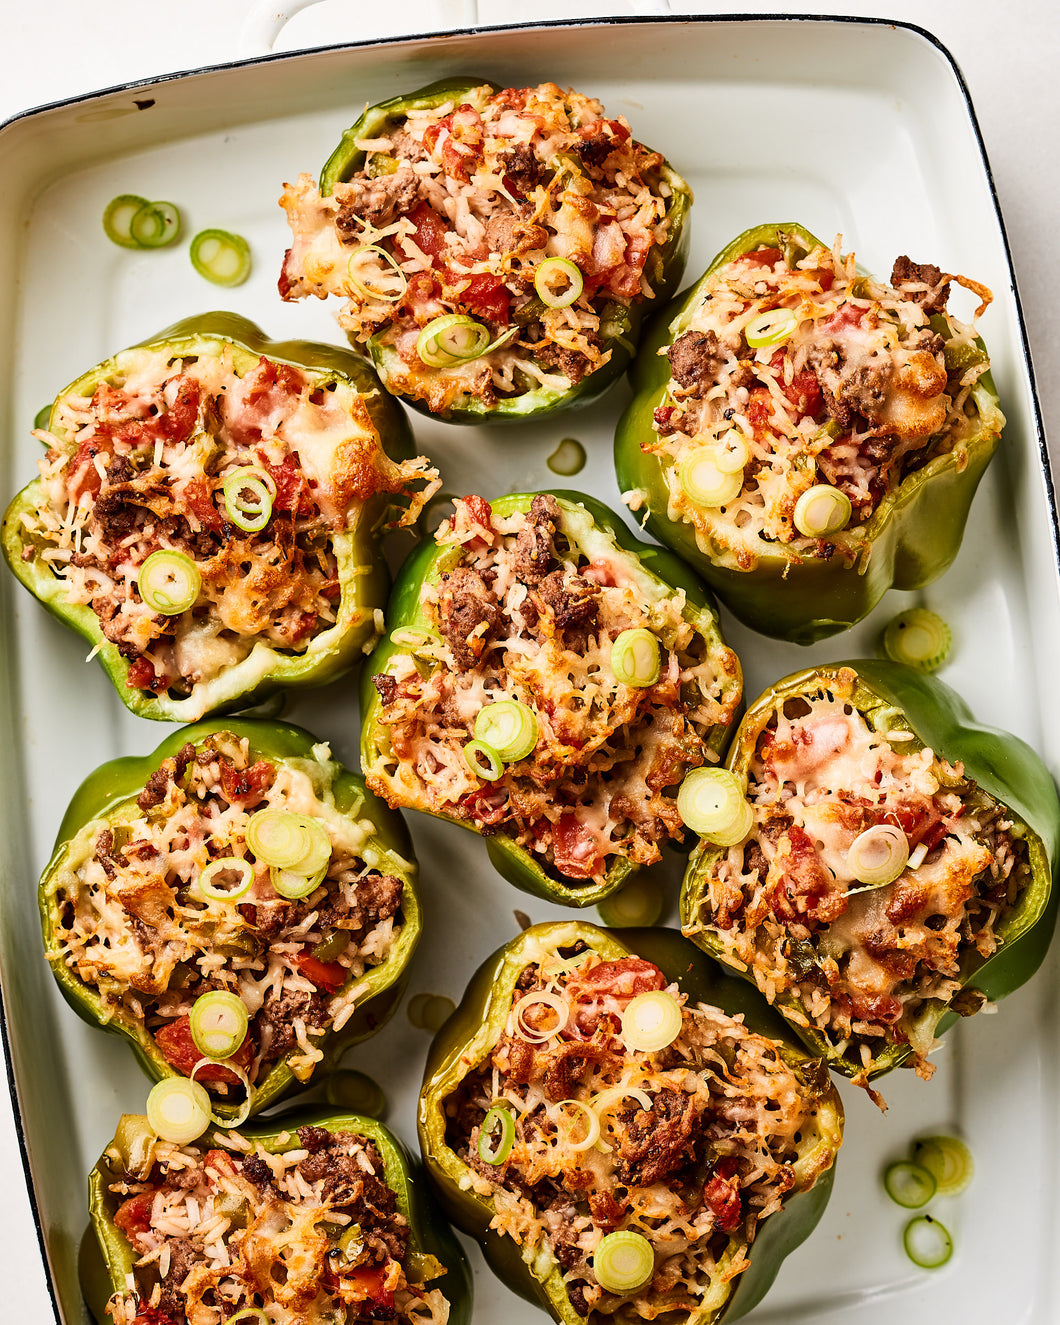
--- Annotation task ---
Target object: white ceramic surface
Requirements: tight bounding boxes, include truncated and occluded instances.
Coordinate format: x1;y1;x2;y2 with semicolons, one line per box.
2;6;1059;1322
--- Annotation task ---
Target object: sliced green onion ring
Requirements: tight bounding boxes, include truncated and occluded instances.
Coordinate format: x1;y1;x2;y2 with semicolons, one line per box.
847;823;909;886
596;876;663;929
189;991;249;1060
591;1085;653;1117
912;1135;974;1196
222;466;275;532
129;200;181;249
146;1077;212;1145
793;484;852;537
271;862;328;900
883;1159;937;1209
474;700;539;762
534;257;584;309
513;991;569;1042
228;1311;270;1325
463;740;504;782
593;1231;655;1294
417;314;490;367
246;810;313;869
744;306;798;349
611;628;661;688
477;1106;516;1165
197;857;254;902
190;1057;254;1128
556;1098;601;1152
190;229;252;287
347;243;407;303
882;608;952;673
678;447;744;508
903;1214;953;1269
621;991;684;1053
103;194;150;248
137;550;201;614
547;438;587;476
713;429;750;475
677;768;753;846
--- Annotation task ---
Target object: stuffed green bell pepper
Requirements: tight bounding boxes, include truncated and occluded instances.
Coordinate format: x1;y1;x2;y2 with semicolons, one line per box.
1;312;438;721
41;719;421;1121
279;77;692;423
679;661;1059;1088
418;920;842;1324
81;1106;471;1325
615;222;1004;643
361;491;742;906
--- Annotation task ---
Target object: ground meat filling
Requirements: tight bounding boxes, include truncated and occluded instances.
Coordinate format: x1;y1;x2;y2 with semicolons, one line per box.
279;82;683;414
686;675;1029;1079
444;946;827;1322
49;732;406;1097
104;1126;451;1325
19;346;438;699
634;236;995;570
366;496;741;883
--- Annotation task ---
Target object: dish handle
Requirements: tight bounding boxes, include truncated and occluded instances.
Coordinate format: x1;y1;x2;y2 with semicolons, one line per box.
238;0;673;58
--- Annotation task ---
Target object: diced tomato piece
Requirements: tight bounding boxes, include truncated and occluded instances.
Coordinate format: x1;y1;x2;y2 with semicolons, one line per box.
182;476;222;533
550;814;603;881
581;558;617;588
574;957;667;998
154;1015;251;1083
403;202;450;266
66;437;113;500
747;389;772;439
126;656;169;694
737;247;782;268
292;950;347;994
458;272;511;325
704;1157;742;1232
131;1308;182;1325
155;378;201;445
219;758;274;807
806;267;834;292
258;451;315;518
423;105;484;182
781;368;823;419
821;303;867;334
458;784;509;828
114;1189;157;1240
203;1149;238;1177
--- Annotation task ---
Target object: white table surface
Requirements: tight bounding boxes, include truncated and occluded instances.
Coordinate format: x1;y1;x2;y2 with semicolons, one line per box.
3;0;1057;1316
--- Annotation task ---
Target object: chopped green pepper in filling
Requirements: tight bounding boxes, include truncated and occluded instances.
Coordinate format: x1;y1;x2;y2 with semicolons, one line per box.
98;1121;451;1325
47;732;408;1103
279;81;689;417
366;495;740;884
444;936;836;1322
638;240;996;569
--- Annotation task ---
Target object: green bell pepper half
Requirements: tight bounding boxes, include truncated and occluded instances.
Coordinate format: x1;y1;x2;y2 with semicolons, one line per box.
40;718;421;1120
614;222;1006;644
680;659;1060;1079
2;311;416;721
360;491;742;907
80;1106;472;1325
417;920;843;1325
319;77;693;424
